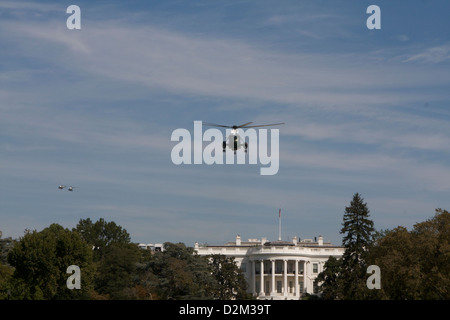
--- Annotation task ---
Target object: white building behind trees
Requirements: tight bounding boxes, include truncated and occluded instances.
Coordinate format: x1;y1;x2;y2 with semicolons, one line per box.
194;235;344;300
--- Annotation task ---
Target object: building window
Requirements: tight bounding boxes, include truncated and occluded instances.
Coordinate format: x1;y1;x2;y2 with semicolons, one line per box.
264;261;271;274
241;262;246;273
275;261;283;274
313;282;319;294
276;281;282;293
299;263;304;274
287;262;294;274
313;263;318;273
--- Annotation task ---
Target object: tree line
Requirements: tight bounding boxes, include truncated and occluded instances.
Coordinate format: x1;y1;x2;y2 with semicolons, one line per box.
0;218;250;300
1;193;449;300
315;193;449;300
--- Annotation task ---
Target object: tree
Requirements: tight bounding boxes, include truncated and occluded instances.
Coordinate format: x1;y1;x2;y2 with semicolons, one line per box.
74;218;140;299
369;209;450;299
74;218;131;262
94;243;140;299
339;192;375;299
0;262;13;299
314;256;342;300
0;230;15;299
0;231;16;266
412;208;450;299
317;193;376;299
341;193;375;261
368;226;418;299
145;242;218;299
208;254;249;299
7;224;95;299
140;243;253;300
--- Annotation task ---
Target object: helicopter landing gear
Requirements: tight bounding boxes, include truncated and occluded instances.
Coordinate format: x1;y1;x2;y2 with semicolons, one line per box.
222;140;249;154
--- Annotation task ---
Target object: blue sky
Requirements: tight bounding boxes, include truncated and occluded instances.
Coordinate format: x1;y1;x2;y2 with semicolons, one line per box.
1;0;450;246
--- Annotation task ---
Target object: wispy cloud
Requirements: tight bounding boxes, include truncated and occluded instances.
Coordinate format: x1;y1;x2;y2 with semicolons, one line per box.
404;44;450;64
282;114;450;153
0;1;60;11
3;19;450;109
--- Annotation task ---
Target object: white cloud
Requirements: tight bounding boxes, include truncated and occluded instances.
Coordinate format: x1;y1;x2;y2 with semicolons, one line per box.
3;19;450;108
0;1;59;11
396;34;410;42
282;117;450;153
404;45;450;64
281;145;450;192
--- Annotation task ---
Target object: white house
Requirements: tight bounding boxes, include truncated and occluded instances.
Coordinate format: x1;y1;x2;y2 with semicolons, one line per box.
194;235;344;300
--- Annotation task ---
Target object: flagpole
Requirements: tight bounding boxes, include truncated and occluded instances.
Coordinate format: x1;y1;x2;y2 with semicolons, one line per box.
278;208;281;241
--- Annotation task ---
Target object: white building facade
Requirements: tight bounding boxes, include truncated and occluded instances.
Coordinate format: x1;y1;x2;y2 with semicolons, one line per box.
194;235;344;300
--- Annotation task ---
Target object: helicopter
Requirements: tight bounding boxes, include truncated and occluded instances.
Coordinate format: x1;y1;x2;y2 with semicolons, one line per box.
58;185;77;191
202;122;284;154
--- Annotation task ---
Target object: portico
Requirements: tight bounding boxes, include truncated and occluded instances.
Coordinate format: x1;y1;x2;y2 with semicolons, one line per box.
251;258;322;299
194;235;344;300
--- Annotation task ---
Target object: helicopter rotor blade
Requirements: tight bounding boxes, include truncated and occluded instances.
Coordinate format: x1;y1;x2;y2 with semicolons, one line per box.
240;122;285;128
202;122;285;129
235;122;254;128
202;122;233;128
236;122;253;128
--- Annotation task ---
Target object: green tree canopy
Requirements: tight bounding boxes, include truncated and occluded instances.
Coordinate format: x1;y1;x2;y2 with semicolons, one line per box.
73;218;141;299
74;218;131;262
207;254;249;299
341;193;375;261
146;242;218;299
316;193;376;299
369;208;450;299
0;261;13;299
314;256;342;300
94;242;141;299
339;192;375;299
7;224;95;299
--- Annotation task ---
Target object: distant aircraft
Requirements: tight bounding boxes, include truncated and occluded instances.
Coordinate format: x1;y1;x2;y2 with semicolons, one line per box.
58;185;77;191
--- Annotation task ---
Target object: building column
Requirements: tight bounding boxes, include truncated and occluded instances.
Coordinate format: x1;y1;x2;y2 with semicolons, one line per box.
283;259;288;297
319;260;324;273
271;259;276;296
259;260;264;296
251;260;256;296
294;259;299;298
303;261;308;295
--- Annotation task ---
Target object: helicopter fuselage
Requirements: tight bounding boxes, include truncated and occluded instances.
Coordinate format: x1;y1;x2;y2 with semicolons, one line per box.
171;121;282;175
224;129;248;154
202;121;283;155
